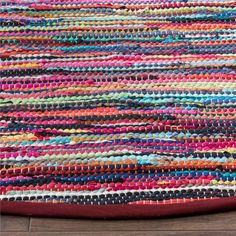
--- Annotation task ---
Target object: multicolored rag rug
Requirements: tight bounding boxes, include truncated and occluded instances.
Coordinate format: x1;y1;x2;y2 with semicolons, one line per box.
0;0;236;218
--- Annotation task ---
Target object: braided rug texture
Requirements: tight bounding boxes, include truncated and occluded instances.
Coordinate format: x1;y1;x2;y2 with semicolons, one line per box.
1;0;236;211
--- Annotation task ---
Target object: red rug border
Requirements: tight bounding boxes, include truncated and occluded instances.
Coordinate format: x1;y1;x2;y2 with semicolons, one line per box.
1;197;236;219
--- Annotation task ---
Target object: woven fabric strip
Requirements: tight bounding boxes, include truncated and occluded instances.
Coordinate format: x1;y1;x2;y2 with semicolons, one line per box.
0;0;236;211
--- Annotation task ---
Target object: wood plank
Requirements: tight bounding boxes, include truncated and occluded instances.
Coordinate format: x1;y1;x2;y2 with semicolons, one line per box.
1;231;236;236
0;215;30;232
30;211;236;232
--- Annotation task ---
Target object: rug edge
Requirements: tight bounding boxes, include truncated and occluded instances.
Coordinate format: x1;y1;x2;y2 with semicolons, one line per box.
1;197;236;219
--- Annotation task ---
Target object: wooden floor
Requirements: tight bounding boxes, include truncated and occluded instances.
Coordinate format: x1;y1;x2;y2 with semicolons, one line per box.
1;211;236;236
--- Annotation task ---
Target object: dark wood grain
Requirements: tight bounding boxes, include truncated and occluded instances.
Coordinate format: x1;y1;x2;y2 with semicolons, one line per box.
30;211;236;232
1;211;235;235
0;215;30;232
1;232;236;236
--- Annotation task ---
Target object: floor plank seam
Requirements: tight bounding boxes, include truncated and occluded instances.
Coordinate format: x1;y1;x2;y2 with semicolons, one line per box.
3;230;234;232
28;217;32;232
27;230;236;232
